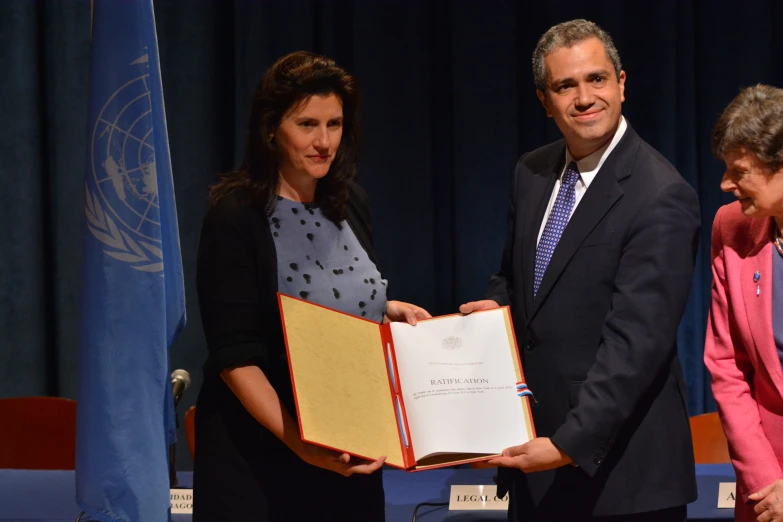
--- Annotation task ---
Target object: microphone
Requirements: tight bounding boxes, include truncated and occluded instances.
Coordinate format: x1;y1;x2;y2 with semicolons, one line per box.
171;369;191;408
169;369;191;489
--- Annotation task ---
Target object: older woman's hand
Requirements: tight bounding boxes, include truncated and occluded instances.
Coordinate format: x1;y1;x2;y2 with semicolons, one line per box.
383;300;431;325
750;479;783;522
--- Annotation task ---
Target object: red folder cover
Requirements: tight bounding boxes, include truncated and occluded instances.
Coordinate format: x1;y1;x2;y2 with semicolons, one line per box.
278;293;535;471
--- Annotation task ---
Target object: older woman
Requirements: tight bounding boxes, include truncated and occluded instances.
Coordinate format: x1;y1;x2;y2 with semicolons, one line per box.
705;84;783;522
193;51;430;521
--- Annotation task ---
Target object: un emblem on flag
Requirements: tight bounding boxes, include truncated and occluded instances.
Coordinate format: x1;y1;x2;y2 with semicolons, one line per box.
85;56;165;273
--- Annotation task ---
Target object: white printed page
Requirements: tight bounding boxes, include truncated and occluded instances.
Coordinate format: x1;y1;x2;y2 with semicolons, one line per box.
390;309;530;461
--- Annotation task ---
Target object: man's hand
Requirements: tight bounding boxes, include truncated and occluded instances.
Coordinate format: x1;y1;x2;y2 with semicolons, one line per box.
487;437;573;473
459;300;500;314
383;300;431;326
750;479;783;522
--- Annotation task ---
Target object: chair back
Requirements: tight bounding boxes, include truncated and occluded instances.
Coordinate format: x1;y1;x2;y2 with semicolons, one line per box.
690;411;731;464
184;405;196;460
0;397;77;469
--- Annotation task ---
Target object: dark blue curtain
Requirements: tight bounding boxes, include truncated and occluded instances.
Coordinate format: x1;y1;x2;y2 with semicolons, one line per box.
2;0;782;470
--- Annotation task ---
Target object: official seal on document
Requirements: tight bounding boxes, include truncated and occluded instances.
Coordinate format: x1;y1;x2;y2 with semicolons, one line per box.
441;336;463;350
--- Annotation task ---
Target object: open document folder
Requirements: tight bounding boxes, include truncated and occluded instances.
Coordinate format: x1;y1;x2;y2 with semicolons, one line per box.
278;293;536;471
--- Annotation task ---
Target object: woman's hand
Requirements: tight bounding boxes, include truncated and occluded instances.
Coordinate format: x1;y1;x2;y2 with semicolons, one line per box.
383;300;432;325
751;479;783;522
295;441;386;476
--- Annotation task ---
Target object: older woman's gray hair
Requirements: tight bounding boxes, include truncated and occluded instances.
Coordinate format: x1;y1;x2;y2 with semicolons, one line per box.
532;19;622;93
712;84;783;172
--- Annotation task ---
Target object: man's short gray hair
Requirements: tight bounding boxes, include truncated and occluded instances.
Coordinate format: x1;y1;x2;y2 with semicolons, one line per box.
532;19;622;92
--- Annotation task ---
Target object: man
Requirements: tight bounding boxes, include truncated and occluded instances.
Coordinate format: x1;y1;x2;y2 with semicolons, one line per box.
461;19;699;521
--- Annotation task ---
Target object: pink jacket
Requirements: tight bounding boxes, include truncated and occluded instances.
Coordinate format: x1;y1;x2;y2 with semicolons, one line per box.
704;201;783;522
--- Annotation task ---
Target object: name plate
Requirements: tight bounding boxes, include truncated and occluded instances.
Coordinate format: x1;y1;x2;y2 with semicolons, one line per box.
717;482;736;509
449;485;509;511
170;488;193;514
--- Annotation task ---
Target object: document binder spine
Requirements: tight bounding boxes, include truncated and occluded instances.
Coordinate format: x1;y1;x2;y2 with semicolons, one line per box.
502;307;537;438
386;345;409;449
380;324;416;468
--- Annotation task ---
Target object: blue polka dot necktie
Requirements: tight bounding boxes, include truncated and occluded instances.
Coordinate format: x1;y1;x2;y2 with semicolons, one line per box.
534;161;580;298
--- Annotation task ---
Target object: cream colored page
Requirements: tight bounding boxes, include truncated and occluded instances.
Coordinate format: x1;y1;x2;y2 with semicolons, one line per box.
280;295;404;467
390;310;529;461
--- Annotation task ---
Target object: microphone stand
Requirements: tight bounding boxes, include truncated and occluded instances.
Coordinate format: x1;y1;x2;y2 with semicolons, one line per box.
168;369;190;490
169;407;179;488
169;444;178;487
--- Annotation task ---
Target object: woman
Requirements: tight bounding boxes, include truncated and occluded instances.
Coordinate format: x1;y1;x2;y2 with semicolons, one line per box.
705;84;783;522
193;51;430;521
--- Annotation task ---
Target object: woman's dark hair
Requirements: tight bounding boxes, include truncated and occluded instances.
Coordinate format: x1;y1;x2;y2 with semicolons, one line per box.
712;84;783;172
210;51;360;222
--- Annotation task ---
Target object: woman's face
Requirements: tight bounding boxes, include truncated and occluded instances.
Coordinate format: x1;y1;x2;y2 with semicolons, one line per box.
275;93;344;184
721;148;783;219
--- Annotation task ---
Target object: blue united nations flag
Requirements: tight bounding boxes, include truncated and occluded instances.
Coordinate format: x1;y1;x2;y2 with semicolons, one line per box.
76;1;186;521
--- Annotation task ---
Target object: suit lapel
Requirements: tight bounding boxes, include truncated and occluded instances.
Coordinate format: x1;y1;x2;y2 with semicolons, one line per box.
740;218;783;397
529;127;639;318
522;150;561;317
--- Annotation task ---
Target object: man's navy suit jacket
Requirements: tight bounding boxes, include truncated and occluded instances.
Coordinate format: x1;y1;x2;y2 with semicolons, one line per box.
487;123;700;518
